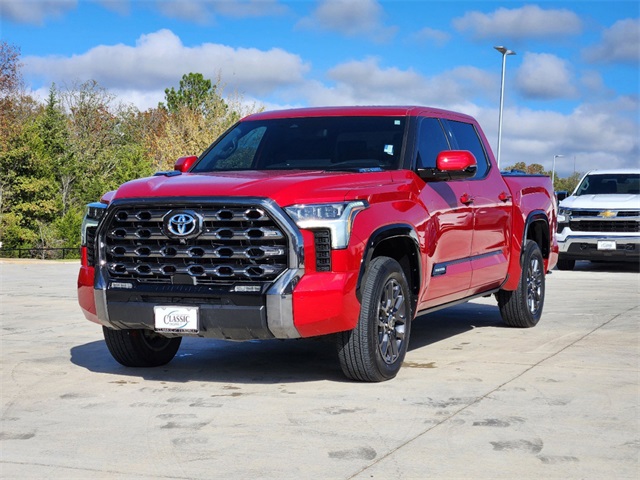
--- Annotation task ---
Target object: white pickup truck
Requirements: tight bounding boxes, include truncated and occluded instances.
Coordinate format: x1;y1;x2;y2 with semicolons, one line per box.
556;169;640;270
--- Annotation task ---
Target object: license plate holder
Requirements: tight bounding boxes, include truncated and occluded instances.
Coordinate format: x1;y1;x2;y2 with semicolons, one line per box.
154;306;199;333
597;240;617;251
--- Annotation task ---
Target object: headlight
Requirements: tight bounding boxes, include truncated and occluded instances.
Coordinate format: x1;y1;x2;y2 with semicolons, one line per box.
557;207;571;223
81;202;107;245
285;201;368;249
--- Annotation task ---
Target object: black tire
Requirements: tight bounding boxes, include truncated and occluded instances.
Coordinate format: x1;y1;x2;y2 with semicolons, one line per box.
337;256;412;382
103;327;182;367
556;257;575;271
498;242;545;328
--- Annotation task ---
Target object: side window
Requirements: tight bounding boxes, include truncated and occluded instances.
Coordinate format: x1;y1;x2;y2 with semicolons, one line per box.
416;118;450;169
446;120;490;179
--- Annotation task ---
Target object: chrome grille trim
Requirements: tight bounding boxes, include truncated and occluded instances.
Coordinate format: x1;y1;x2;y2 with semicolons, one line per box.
96;198;303;286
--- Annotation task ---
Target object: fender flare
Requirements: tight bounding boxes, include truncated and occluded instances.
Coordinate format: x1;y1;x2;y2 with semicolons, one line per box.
522;209;551;261
356;224;421;304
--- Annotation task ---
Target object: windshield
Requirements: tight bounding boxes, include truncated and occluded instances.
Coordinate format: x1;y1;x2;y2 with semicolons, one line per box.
191;116;406;173
575;173;640;196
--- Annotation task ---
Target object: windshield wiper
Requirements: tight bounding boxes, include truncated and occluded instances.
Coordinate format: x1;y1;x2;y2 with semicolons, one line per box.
323;166;385;173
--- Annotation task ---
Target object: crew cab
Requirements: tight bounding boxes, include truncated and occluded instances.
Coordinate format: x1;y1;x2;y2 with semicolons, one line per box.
78;106;558;381
556;169;640;270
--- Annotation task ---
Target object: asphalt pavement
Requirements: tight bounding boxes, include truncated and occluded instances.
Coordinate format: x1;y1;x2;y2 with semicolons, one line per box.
1;259;638;479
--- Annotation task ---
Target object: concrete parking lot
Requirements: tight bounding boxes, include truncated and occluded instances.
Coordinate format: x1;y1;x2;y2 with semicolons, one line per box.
1;259;638;479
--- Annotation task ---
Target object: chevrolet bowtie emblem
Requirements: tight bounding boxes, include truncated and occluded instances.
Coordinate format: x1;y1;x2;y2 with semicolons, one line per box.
599;210;616;218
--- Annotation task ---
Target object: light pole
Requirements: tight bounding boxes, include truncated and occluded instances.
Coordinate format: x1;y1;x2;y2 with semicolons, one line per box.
494;46;516;169
552;154;564;187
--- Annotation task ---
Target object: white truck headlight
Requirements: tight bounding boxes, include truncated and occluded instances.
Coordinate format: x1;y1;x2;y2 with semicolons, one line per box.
285;201;368;249
81;202;107;245
557;207;571;224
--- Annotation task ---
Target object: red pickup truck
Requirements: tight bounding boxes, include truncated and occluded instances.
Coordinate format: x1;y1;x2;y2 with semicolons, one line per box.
78;106;558;381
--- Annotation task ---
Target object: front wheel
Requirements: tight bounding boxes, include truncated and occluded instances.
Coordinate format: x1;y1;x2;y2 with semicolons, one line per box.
336;256;412;382
497;242;545;328
103;327;182;367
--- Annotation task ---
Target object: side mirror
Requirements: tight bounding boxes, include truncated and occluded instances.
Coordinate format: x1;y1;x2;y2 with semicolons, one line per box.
417;150;478;181
174;155;198;172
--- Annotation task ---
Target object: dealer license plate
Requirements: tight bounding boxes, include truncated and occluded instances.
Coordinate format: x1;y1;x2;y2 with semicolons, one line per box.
154;306;199;333
597;240;617;251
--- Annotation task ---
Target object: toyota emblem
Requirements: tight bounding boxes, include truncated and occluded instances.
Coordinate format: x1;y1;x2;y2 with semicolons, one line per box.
164;211;201;238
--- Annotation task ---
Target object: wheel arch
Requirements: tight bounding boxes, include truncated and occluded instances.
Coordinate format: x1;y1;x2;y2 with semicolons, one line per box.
523;210;551;260
356;224;421;314
503;209;551;291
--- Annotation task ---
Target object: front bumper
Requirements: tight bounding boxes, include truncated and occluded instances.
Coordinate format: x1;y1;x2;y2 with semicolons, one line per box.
557;230;640;261
78;253;360;340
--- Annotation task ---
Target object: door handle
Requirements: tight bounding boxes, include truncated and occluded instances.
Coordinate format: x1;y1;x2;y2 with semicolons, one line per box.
498;191;512;202
460;193;474;205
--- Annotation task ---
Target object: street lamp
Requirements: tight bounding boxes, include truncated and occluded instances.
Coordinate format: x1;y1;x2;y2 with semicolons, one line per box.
552;154;565;187
494;46;516;169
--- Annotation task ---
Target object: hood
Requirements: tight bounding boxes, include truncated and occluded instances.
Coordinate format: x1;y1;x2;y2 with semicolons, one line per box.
112;170;397;207
560;193;640;210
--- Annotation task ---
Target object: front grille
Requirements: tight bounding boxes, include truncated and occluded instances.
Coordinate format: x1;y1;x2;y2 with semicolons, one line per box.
100;203;289;285
569;219;640;233
617;211;640;217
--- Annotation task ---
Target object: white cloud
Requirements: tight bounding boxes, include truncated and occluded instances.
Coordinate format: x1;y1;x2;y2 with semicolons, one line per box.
155;0;287;23
156;1;210;23
516;53;578;100
580;70;612;98
297;0;396;42
209;0;288;18
0;0;77;25
478;100;639;176
23;29;310;98
453;5;582;41
95;0;130;15
411;27;451;46
315;57;495;107
584;18;640;65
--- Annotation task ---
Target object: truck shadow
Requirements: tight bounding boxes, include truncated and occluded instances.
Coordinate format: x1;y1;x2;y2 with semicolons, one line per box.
410;301;503;351
570;260;640;273
70;302;504;384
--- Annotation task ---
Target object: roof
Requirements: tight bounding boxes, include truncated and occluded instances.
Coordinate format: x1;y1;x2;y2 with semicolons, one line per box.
584;169;640;175
243;105;476;123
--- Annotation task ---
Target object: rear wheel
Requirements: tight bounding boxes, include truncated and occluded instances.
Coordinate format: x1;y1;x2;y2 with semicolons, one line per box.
498;242;545;328
103;327;182;367
337;256;412;382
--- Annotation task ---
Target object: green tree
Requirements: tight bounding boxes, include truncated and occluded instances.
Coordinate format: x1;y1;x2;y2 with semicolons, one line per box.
555;171;583;194
163;72;223;116
1;110;59;252
503;161;549;175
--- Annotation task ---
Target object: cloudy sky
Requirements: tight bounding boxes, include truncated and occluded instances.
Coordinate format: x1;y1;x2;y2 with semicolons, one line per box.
1;0;638;176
